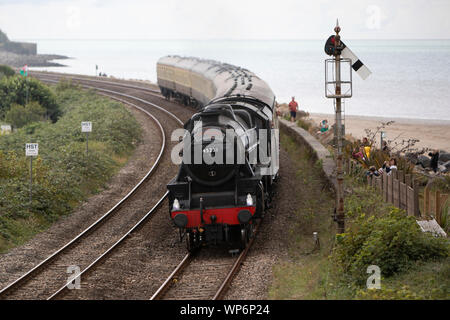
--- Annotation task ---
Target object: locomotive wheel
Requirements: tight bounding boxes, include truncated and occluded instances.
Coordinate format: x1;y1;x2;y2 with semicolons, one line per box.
186;232;194;252
248;223;254;240
240;226;249;250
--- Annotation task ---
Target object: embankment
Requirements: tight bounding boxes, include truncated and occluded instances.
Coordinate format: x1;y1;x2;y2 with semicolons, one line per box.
278;118;337;192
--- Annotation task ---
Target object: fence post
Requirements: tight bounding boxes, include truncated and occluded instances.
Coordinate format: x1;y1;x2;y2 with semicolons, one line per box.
400;180;407;210
398;170;404;183
393;170;400;207
413;178;420;217
424;185;430;217
383;172;388;202
435;190;441;224
405;174;412;188
388;174;393;204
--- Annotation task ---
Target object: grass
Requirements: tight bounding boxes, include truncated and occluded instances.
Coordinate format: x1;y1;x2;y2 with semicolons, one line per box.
0;83;141;253
268;132;449;300
356;258;450;299
268;132;335;299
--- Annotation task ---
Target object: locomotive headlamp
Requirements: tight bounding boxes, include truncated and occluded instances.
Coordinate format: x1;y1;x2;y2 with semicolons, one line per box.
173;198;180;211
246;194;253;206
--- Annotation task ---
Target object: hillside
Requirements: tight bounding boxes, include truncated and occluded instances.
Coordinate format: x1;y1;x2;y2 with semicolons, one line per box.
0;28;67;67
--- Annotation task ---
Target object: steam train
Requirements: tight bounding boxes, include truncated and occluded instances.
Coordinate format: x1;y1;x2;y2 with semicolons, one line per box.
157;56;279;251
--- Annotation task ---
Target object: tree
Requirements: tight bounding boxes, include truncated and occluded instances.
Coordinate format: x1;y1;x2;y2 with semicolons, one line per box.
4;101;47;128
0;75;61;121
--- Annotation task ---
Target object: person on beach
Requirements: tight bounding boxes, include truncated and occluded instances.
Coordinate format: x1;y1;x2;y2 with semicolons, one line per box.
289;97;298;122
359;137;371;159
362;137;369;146
428;149;440;173
275;102;281;117
366;166;380;178
380;158;397;175
364;145;371;159
352;146;365;161
319;120;329;133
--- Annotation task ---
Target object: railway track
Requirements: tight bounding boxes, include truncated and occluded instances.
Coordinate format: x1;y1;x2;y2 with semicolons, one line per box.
0;75;184;300
1;73;257;300
151;221;261;300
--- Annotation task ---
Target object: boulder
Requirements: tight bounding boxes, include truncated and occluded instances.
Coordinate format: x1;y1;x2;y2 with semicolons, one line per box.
405;152;419;164
439;152;450;163
417;155;431;168
438;164;447;173
443;160;450;171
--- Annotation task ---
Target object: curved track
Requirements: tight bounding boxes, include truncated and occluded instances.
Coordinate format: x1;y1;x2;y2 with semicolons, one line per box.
0;74;184;299
1;73;258;300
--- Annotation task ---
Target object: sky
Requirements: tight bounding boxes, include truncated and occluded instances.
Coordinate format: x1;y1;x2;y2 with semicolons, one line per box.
0;0;449;40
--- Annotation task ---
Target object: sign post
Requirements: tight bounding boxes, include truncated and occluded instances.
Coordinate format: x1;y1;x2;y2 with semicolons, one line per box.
26;143;38;208
380;131;385;150
81;122;92;156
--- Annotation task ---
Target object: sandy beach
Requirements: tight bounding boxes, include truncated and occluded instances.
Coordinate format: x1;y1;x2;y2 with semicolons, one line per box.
308;113;450;152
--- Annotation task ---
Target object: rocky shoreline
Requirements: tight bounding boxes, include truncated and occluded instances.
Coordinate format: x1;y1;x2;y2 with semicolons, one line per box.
0;51;69;67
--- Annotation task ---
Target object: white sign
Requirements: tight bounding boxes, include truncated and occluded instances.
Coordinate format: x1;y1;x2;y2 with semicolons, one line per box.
81;121;92;133
1;124;12;134
26;143;39;157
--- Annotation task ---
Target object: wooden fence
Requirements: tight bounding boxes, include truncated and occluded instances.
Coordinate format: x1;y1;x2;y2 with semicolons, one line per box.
423;185;449;225
346;159;439;218
345;159;448;236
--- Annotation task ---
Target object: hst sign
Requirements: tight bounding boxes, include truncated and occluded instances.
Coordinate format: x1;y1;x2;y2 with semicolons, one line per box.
81;121;92;132
25;143;39;157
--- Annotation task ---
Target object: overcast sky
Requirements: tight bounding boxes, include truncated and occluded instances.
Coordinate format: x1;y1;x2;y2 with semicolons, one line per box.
1;0;449;40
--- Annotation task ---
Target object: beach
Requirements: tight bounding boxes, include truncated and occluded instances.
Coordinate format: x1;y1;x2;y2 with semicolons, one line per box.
308;113;450;152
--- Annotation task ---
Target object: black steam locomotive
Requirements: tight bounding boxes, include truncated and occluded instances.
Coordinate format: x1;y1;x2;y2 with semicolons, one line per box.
157;56;279;251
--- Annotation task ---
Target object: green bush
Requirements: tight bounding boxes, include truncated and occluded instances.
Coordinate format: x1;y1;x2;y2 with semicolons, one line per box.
0;83;141;252
0;65;15;78
4;101;47;128
0;75;61;121
334;208;449;284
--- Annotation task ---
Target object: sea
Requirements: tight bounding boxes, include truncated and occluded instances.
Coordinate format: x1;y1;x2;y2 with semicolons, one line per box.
22;39;450;121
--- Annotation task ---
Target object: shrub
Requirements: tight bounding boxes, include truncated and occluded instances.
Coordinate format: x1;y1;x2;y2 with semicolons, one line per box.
356;286;423;300
0;65;15;78
439;198;449;234
4;101;47;128
55;78;80;92
334;208;449;284
0;75;61;121
0;84;141;252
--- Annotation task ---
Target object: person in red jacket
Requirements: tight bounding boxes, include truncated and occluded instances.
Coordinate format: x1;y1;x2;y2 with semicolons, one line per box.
288;97;298;122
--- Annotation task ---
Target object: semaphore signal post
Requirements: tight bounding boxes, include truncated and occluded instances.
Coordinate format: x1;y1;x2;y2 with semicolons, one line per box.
324;20;371;233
